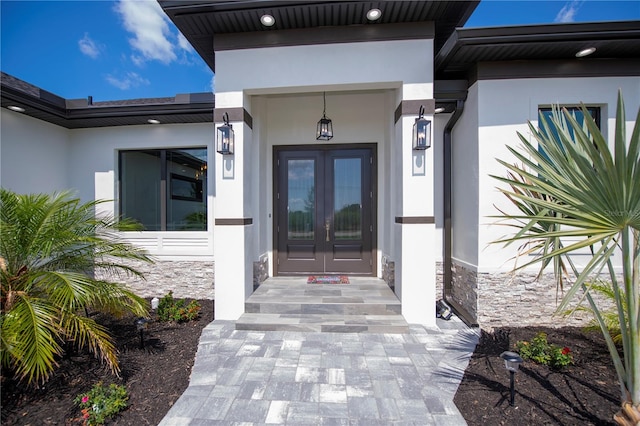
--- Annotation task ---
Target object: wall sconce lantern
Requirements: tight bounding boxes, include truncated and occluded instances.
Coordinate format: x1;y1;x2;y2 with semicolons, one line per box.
500;351;524;406
216;112;234;155
316;92;333;141
413;105;431;150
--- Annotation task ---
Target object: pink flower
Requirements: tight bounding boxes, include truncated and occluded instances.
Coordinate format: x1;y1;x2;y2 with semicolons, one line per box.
82;396;89;404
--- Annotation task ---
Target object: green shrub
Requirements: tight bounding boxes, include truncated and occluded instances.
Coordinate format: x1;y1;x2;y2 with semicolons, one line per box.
516;332;573;369
156;291;201;322
74;382;128;425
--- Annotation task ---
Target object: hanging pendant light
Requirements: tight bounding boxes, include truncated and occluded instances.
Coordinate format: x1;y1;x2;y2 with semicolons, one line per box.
316;92;333;140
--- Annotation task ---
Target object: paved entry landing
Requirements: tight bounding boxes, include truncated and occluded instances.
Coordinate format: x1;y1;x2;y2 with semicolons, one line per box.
159;318;479;425
236;277;409;333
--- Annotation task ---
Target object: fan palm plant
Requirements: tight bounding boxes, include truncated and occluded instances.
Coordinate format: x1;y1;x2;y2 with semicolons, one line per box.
492;91;639;425
0;189;151;385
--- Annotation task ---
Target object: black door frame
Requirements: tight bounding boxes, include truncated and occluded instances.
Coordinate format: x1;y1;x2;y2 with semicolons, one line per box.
273;143;377;276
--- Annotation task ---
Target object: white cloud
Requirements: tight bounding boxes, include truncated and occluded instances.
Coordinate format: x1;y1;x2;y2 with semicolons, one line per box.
78;33;100;59
106;72;150;90
115;0;176;65
178;33;194;53
555;0;582;23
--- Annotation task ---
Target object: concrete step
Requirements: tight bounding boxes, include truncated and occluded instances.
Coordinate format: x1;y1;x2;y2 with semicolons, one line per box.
244;301;401;315
235;313;410;334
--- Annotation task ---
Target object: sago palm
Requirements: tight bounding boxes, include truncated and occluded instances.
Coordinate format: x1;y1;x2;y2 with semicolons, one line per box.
0;189;151;385
492;91;639;425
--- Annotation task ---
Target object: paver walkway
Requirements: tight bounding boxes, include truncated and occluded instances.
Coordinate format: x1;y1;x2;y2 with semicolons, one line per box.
159;316;478;425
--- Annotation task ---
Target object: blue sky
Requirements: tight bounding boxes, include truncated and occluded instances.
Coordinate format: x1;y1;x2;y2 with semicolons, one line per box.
1;0;638;102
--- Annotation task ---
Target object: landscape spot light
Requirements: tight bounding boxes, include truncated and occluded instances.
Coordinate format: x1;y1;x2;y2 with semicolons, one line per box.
436;299;453;320
135;317;149;349
500;351;524;406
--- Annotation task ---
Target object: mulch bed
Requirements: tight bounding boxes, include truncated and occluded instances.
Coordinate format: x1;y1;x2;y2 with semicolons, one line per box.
1;300;213;426
2;305;623;425
454;326;621;425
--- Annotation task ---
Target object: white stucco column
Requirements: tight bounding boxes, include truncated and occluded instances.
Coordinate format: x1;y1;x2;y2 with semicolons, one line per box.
395;85;436;327
213;91;254;320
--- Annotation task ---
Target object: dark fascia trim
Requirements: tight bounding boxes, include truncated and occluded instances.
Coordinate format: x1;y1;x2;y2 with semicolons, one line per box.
436;20;640;73
214;107;253;129
215;218;253;226
471;58;640;84
214;22;435;51
395;216;435;224
394;99;435;124
1;81;214;129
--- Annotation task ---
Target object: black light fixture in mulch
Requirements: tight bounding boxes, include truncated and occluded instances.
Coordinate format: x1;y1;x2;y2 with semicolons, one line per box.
316;92;333;141
134;317;149;349
500;351;524;406
436;299;453;320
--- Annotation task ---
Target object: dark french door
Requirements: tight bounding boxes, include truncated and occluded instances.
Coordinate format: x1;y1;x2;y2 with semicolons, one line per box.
275;146;375;275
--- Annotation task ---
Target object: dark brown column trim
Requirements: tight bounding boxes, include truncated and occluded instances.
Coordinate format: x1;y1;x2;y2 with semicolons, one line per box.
214;108;253;129
394;99;435;123
215;218;253;226
395;216;435;224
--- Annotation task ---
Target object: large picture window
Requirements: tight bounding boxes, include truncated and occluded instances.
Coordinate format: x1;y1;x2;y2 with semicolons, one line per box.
119;148;207;231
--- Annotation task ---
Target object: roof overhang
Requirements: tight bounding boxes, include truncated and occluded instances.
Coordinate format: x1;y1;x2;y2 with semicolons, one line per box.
1;72;214;129
159;0;479;72
435;20;640;81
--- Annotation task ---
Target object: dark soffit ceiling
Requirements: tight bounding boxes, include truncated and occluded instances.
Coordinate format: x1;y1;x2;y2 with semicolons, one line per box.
435;20;640;80
159;1;480;71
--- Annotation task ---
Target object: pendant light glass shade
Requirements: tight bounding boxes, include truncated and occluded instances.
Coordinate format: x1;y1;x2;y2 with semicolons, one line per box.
316;92;333;140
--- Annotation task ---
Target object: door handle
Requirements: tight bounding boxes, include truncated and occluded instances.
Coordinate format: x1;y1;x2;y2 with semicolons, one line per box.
325;220;330;241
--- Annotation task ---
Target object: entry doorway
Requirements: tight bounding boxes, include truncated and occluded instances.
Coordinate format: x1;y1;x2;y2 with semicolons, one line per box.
274;145;376;275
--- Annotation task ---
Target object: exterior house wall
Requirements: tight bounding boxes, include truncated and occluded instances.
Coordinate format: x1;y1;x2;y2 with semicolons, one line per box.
452;75;640;328
69;123;216;299
1;109;70;193
213;37;438;325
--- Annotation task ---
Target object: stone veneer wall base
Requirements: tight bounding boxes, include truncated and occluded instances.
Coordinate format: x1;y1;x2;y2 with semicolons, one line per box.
95;259;215;300
449;261;616;330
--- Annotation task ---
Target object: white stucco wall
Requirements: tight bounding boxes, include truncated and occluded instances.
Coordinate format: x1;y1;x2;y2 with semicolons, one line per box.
216;39;433;94
213;36;437;324
474;76;640;273
215;37;435;272
68;123;215;260
451;83;480;269
1;109;70;193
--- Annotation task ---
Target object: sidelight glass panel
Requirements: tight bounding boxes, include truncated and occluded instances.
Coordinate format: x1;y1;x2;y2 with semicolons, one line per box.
288;159;315;240
334;158;362;240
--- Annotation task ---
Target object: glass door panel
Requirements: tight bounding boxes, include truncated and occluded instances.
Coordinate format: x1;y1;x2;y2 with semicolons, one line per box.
333;158;362;240
287;159;315;240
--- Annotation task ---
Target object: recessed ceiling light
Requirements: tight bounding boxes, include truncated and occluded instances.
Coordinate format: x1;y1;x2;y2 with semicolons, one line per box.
7;105;25;112
261;14;275;27
148;119;161;124
434;107;446;114
366;8;382;21
575;47;596;58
